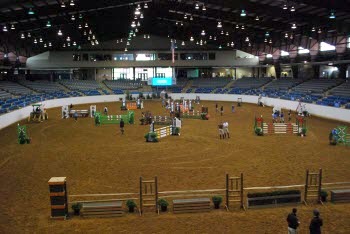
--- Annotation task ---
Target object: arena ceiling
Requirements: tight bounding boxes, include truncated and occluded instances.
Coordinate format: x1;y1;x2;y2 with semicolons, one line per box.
0;0;350;57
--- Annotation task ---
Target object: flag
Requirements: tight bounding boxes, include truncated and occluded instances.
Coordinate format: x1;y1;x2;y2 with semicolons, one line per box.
171;40;175;64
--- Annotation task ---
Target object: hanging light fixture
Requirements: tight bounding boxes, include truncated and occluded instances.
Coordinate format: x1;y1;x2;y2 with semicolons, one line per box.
255;16;259;21
245;37;249;42
318;28;322;34
221;30;224;35
182;41;185;46
195;3;199;10
125;47;128;51
27;32;31;38
209;35;212;40
329;10;336;19
92;35;95;40
131;21;136;27
34;38;37;44
214;36;217;41
240;9;246;17
44;43;47;48
147;35;150;39
291;23;297;29
312;27;316;32
219;45;222;49
190;36;194;41
201;30;205;36
95;40;99;45
88;36;91;41
78;24;82;29
49;42;52;47
85;23;88;28
241;25;245;30
202;5;206;11
283;4;288;10
226;32;229;36
140;14;144;19
217;21;222;28
61;1;65;8
89;29;92;34
144;3;148;9
46;21;51;27
28;8;35;15
184;14;188;19
290;6;295;12
70;0;75;6
135;7;141;15
127;41;130;46
39;37;43;43
285;33;288;38
83;31;87;35
264;38;267;43
135;28;138;32
71;15;75;21
67;36;71;42
11;24;15;30
190;15;193;21
196;41;199;45
57;29;63;36
79;14;83;19
73;41;77;46
3;25;8;32
265;32;270;37
269;39;272;44
67;42;71;47
137;21;141;27
21;33;25;39
236;25;239;29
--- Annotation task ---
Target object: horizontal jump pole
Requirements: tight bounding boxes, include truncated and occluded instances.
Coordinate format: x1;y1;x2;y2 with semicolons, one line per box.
158;188;225;195
322;186;350;190
244;184;305;190
69;192;138;197
159;193;225;199
68;198;139;204
322;182;350;185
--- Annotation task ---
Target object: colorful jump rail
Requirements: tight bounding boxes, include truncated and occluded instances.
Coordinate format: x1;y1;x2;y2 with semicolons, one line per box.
145;118;181;142
335;126;350;146
254;116;306;136
95;111;134;126
49;168;350;219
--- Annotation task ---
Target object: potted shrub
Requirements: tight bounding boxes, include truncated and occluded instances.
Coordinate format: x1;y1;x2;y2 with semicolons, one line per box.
173;127;181;136
146;94;151;99
145;132;158;142
320;190;328;202
212;196;223;209
255;127;263;136
158;199;169;212
71;203;82;215
126;200;137;213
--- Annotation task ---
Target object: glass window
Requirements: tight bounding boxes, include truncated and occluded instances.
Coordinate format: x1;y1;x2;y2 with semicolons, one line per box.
113;54;134;61
157;53;178;60
113;68;133;79
155;67;173;77
180;53;208;60
135;67;154;81
209;53;216;60
135;53;155;61
73;54;81;61
320;42;335;51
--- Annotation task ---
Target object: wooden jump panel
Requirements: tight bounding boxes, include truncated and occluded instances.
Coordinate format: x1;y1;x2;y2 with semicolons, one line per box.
173;198;211;214
81;201;124;218
331;189;350;203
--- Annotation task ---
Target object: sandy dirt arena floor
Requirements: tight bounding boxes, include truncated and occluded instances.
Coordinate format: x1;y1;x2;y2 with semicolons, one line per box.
0;100;350;234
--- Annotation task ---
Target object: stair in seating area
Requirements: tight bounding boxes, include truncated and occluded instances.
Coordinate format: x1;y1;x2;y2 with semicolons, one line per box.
99;81;113;94
224;79;235;89
183;80;193;90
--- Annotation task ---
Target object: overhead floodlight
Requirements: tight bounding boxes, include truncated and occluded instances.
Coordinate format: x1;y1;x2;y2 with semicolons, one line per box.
71;15;75;21
202;5;206;11
2;25;7;32
46;21;51;27
11;24;15;30
265;32;270;37
290;6;295;12
291;23;297;29
217;21;222;28
140;14;144;19
137;21;140;27
182;41;185;46
195;3;199;10
144;3;148;8
255;16;259;21
190;15;193;21
34;38;37;44
49;42;52;47
28;8;35;15
44;43;47;48
329;11;336;19
57;29;63;36
21;33;25;39
135;8;141;15
70;0;75;6
131;21;136;27
318;28;322;34
312;27;316;32
283;4;288;10
245;37;249;42
39;37;43;43
226;32;229;36
190;36;194;41
61;1;65;8
201;30;205;36
27;32;31;38
67;36;71;42
240;9;246;17
285;33;288;38
73;41;76;46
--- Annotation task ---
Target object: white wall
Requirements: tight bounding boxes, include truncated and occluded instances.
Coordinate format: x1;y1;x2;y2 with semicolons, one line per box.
0;95;124;130
1;94;349;130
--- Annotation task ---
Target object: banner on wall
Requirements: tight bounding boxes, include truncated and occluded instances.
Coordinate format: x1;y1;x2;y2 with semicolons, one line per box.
151;77;173;86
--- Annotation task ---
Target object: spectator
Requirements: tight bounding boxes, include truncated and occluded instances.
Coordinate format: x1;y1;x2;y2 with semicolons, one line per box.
120;118;125;135
286;208;300;234
309;209;323;234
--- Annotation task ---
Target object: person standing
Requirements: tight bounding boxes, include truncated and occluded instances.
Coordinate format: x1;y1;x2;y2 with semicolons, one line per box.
220;106;224;116
218;122;224;139
288;109;292;122
309;209;323;234
223;121;230;138
286;208;300;234
120;118;125;135
231;103;235;113
104;106;108;115
215;103;218;113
